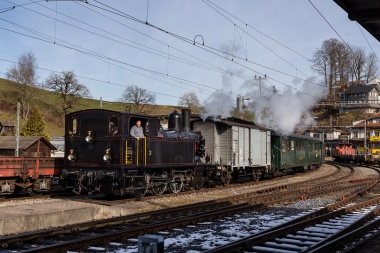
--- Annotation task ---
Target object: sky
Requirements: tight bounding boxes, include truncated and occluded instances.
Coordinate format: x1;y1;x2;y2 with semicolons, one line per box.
1;0;380;108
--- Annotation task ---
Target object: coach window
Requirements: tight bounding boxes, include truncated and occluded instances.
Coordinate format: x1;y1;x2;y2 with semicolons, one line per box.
281;140;286;152
287;141;290;151
291;140;295;151
109;116;119;135
296;141;301;151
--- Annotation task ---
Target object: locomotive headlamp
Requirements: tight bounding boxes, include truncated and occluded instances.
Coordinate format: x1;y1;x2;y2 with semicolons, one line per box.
67;149;76;162
85;130;93;143
103;148;111;162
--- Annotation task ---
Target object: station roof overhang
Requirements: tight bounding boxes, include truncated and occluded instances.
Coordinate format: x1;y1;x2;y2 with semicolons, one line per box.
333;0;380;42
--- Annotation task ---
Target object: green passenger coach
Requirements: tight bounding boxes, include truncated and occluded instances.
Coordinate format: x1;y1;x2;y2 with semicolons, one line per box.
271;134;324;173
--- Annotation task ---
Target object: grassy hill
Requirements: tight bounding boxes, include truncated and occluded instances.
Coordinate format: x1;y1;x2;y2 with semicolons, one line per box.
0;78;180;136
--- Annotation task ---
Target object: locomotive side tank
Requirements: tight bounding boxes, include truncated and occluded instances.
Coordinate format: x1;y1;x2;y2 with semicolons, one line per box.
62;109;203;196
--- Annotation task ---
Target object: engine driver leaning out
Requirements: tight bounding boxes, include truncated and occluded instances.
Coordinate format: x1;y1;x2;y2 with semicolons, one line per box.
130;120;144;139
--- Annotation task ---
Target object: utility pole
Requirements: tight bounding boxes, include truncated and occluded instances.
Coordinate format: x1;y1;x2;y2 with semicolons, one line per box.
255;74;267;124
364;119;367;161
15;102;20;157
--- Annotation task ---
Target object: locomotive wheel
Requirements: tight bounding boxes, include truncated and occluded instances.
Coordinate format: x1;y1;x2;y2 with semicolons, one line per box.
131;178;148;198
150;171;167;196
168;176;183;193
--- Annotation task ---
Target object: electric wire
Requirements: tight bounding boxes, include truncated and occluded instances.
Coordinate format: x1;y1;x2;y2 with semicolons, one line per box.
0;23;220;98
85;0;324;92
202;0;311;79
2;0;279;97
5;0;226;75
356;22;380;66
202;0;311;61
0;58;182;100
13;0;269;95
2;0;322;99
35;1;319;96
308;0;353;52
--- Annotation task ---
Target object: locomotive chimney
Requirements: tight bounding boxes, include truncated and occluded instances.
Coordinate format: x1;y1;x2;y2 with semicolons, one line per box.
181;108;191;132
168;110;182;131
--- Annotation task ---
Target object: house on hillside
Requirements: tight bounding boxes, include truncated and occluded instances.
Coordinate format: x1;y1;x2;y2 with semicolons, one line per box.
0;136;56;157
304;129;341;141
339;78;380;113
0;121;15;135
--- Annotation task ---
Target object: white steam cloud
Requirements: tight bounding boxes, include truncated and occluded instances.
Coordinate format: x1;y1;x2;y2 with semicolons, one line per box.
201;76;327;134
201;90;233;121
245;77;327;134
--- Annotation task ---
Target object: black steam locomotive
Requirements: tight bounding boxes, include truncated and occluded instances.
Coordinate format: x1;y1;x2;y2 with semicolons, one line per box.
61;109;207;197
61;108;324;196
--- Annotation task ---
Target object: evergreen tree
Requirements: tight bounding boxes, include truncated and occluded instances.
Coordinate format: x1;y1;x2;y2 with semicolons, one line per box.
21;106;50;141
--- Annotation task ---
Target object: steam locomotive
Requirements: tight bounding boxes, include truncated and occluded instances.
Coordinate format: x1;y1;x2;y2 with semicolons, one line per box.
61;108;324;196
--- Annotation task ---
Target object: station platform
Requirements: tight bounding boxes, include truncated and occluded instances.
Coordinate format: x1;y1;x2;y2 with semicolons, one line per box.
0;199;148;236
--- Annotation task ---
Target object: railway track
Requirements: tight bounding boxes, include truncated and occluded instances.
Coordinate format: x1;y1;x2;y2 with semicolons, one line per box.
204;182;380;253
0;164;374;252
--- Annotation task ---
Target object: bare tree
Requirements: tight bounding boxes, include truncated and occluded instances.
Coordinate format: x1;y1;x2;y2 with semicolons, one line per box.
364;52;379;83
6;52;38;119
349;46;367;85
119;85;156;114
311;38;379;98
178;92;200;110
311;38;348;96
45;71;91;116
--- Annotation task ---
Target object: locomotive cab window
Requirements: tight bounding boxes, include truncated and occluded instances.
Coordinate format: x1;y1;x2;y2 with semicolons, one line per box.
109;116;119;135
68;118;77;135
129;118;147;138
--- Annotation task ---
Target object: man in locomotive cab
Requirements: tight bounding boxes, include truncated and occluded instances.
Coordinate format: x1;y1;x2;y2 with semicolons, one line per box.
130;120;144;139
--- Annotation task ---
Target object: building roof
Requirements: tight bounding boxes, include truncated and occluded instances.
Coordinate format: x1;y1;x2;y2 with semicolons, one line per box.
333;0;380;43
351;122;380;128
50;136;65;151
367;78;380;85
0;136;56;150
0;121;15;127
342;84;379;95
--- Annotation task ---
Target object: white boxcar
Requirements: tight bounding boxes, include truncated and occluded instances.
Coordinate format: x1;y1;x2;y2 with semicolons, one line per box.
192;119;271;169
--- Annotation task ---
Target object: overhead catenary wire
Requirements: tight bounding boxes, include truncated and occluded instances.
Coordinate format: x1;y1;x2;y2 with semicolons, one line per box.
84;0;325;92
202;0;311;61
12;0;271;95
0;23;223;98
356;22;380;66
202;0;311;79
0;58;182;101
4;1;296;95
308;0;353;54
3;0;323;99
